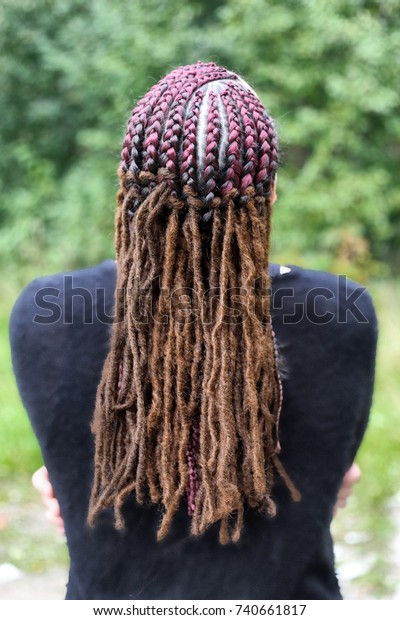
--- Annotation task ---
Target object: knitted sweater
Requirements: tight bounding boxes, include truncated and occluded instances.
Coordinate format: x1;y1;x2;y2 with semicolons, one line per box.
9;260;377;600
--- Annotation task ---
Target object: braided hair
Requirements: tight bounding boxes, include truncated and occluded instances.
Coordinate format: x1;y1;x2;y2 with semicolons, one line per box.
88;61;300;544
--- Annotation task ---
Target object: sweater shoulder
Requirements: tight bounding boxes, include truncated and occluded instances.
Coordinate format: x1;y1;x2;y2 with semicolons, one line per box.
9;260;116;330
272;264;378;335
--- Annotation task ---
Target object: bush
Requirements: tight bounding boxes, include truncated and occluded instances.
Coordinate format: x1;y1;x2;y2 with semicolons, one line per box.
0;0;399;275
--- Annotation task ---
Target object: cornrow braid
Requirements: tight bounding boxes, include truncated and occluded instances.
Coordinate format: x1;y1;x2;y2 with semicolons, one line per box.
180;89;204;187
229;85;259;198
88;61;300;545
201;91;221;213
159;95;187;176
220;90;243;196
142;91;172;174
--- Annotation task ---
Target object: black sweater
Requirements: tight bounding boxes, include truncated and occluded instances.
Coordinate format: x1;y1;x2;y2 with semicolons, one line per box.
9;261;378;600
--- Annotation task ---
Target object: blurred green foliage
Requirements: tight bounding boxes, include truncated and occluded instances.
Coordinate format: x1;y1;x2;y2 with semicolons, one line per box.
0;0;399;279
0;1;399;596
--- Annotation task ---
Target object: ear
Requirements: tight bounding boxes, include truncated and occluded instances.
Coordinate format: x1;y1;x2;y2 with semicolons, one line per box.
270;174;278;205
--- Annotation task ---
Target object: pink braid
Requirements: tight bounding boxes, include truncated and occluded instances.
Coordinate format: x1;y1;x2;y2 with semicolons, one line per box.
142;89;173;174
220;89;243;195
159;80;191;175
180;90;204;187
229;85;259;196
202;91;221;206
251;96;278;196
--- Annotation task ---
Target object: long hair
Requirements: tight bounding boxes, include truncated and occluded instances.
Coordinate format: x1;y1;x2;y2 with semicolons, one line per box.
88;62;300;544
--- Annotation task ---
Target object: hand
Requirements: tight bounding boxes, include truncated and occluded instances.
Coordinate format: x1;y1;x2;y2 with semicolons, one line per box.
32;465;65;536
334;463;361;515
32;461;360;532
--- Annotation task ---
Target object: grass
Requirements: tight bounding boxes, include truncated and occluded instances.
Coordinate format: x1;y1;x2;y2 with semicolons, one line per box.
0;274;42;479
0;476;69;574
0;271;399;595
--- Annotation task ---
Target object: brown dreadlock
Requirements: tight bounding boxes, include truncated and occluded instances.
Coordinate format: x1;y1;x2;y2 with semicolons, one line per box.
88;62;300;544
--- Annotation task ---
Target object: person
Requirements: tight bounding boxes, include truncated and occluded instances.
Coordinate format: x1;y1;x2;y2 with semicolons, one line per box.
10;61;377;599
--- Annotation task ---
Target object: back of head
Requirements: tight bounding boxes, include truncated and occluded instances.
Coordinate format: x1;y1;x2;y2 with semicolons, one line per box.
88;61;299;544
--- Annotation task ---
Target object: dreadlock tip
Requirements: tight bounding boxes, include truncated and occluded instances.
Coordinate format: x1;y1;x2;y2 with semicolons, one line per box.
293;490;302;503
156;529;167;542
